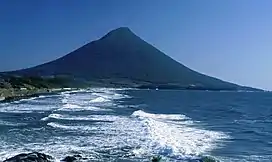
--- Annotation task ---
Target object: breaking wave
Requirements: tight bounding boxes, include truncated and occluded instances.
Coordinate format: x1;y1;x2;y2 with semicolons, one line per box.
130;110;229;158
90;97;111;103
0;88;232;161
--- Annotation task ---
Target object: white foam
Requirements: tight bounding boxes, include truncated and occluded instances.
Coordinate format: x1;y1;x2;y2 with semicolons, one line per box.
90;97;110;103
92;92;130;100
41;114;63;121
41;117;50;121
89;90;131;104
0;103;55;113
47;122;73;129
38;95;47;98
132;110;190;121
63;88;72;90
12;97;38;103
44;114;123;122
58;90;112;112
57;106;112;112
44;111;228;158
0;89;230;161
63;103;82;109
58;103;104;112
131;110;229;157
88;88;133;92
47;122;97;131
0;109;230;161
0;139;95;161
0;120;26;126
61;98;68;103
84;115;127;122
49;114;63;119
43;114;103;121
14;95;50;104
85;106;112;112
60;89;85;95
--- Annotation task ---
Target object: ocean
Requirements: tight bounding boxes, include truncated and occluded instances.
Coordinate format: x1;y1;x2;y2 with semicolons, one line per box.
0;89;271;162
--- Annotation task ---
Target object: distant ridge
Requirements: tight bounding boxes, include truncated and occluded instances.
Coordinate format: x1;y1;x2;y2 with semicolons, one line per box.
1;27;260;91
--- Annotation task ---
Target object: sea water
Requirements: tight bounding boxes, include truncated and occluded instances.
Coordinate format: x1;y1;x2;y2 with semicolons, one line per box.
0;89;271;161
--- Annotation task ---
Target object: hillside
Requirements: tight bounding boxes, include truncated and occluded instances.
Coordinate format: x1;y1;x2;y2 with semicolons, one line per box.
1;27;259;91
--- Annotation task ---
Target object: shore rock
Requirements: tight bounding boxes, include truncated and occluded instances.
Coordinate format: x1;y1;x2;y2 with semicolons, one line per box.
150;155;219;162
4;152;54;162
199;156;219;162
151;155;162;162
61;155;85;162
0;96;5;101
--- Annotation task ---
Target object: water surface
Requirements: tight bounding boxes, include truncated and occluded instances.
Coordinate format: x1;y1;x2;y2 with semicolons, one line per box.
0;89;271;161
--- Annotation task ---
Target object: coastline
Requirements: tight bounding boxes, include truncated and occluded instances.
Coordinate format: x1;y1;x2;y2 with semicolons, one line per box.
0;86;264;103
0;88;73;103
3;151;219;162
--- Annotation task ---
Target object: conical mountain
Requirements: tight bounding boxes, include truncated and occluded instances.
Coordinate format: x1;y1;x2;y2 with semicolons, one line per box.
4;27;255;90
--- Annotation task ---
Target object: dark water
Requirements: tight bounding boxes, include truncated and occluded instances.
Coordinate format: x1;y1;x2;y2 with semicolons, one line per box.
0;89;271;161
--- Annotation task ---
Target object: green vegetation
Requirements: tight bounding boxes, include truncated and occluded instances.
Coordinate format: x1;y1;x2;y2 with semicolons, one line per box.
0;75;77;102
2;76;71;89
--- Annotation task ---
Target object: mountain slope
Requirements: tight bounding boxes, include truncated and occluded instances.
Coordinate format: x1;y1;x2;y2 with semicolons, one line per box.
3;27;257;90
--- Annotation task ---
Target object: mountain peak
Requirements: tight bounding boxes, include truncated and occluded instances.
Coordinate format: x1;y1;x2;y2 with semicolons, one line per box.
102;27;136;39
111;27;132;33
4;27;258;91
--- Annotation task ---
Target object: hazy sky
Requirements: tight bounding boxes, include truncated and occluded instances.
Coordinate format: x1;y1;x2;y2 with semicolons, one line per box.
0;0;271;90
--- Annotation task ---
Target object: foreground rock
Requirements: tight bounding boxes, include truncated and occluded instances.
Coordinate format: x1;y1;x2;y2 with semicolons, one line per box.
151;156;162;162
4;152;219;162
150;155;219;162
61;155;86;162
1;93;40;103
200;156;219;162
4;152;54;162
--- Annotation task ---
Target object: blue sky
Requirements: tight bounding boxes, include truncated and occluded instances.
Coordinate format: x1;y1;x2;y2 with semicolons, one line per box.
0;0;271;90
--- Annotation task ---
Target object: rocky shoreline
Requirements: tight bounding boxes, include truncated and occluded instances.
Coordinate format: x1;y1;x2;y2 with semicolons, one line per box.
0;88;75;103
3;152;219;162
3;152;85;162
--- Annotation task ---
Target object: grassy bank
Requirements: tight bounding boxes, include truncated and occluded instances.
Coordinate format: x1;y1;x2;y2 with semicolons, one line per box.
0;88;58;103
0;75;76;102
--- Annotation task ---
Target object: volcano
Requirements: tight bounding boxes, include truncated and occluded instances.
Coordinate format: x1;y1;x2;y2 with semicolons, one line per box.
2;27;257;90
